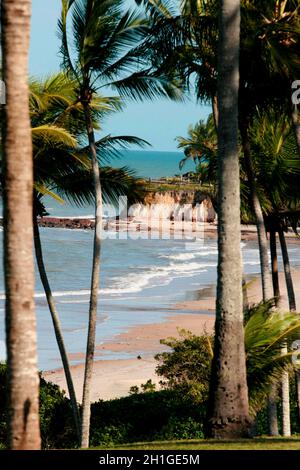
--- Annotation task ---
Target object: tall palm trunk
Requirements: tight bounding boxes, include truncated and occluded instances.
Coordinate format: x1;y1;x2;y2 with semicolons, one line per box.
268;228;280;436
240;124;277;435
270;229;280;306
1;0;40;449
207;0;250;438
278;227;297;436
240;127;273;301
292;104;300;157
33;215;81;442
80;102;103;448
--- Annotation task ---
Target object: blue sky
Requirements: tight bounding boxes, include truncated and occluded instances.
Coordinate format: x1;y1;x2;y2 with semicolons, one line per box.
30;0;210;151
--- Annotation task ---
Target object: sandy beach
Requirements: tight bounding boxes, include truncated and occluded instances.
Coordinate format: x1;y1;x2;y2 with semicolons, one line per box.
43;238;300;402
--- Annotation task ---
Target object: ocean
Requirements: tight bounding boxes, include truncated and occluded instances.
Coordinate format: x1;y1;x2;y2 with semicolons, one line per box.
109;150;195;179
0;150;298;370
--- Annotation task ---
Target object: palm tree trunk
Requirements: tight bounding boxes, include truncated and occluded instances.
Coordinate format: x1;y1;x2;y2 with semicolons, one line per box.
278;228;296;311
1;0;40;449
33;214;81;442
270;229;280;306
241;125;277;435
267;391;279;436
296;374;300;427
268;228;279;436
242;278;249;312
281;371;291;436
80;102;103;448
212;95;219;131
240;127;273;301
292;104;300;158
207;0;250;438
278;227;296;436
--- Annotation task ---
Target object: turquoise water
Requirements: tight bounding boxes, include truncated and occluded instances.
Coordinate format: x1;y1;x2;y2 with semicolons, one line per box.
2;150;297;371
1;225;297;370
107;150;195;179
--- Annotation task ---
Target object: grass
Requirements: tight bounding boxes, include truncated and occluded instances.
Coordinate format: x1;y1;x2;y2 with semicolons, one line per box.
94;437;300;450
145;182;202;192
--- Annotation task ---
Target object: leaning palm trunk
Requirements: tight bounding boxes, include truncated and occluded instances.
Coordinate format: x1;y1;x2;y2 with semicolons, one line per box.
270;229;280;306
80;102;103;448
33;215;81;442
240;128;273;301
1;0;40;449
278;229;296;311
240;125;277;434
278;227;297;436
207;0;250;438
292;105;300;158
212;95;219;130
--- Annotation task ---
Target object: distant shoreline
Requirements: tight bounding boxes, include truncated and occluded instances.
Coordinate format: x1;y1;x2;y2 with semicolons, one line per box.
32;217;300;245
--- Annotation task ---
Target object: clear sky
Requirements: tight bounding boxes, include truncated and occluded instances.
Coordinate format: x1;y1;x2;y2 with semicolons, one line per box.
30;0;210;151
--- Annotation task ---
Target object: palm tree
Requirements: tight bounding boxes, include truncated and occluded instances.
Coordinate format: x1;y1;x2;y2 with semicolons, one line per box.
26;73;148;444
292;104;300;157
238;1;300;312
206;0;250;438
143;0;300;435
176;113;217;173
250;108;300;435
58;0;183;447
176;114;218;206
1;0;41;449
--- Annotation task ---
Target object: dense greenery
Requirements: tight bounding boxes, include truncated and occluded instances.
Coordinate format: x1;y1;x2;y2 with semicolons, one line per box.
2;299;300;449
0;363;75;449
0;363;204;449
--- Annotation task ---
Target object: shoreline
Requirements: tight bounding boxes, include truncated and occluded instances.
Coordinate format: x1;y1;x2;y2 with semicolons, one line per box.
34;217;300;243
43;263;300;402
44;311;215;402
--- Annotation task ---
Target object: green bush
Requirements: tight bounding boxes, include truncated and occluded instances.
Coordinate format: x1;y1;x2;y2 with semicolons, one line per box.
0;363;76;449
156;416;204;440
89;389;206;447
155;329;212;404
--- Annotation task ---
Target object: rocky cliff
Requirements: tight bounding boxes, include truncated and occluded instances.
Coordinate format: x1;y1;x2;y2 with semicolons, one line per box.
128;190;216;223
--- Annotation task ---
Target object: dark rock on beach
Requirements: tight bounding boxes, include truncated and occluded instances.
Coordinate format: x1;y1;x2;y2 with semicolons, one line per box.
38;217;95;230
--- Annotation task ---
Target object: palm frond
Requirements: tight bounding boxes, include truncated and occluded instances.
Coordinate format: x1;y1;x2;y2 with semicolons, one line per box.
32;125;77;149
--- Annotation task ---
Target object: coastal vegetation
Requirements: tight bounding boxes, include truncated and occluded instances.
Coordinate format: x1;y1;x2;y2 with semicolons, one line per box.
1;0;300;452
1;301;300;448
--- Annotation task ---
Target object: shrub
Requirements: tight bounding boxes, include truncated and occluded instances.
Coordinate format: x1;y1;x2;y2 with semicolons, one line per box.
0;363;76;449
155;329;212;404
89;389;206;447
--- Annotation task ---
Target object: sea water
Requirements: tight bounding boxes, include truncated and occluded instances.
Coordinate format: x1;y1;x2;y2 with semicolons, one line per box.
1;226;299;370
0;150;299;370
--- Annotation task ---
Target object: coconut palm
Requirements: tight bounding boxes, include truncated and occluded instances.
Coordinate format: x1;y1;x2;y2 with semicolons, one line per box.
250;108;300;434
142;0;300;295
176;113;217;172
27;73;148;443
142;0;300;435
1;0;41;449
292;105;300;156
176;114;218;207
206;0;250;439
58;0;183;447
